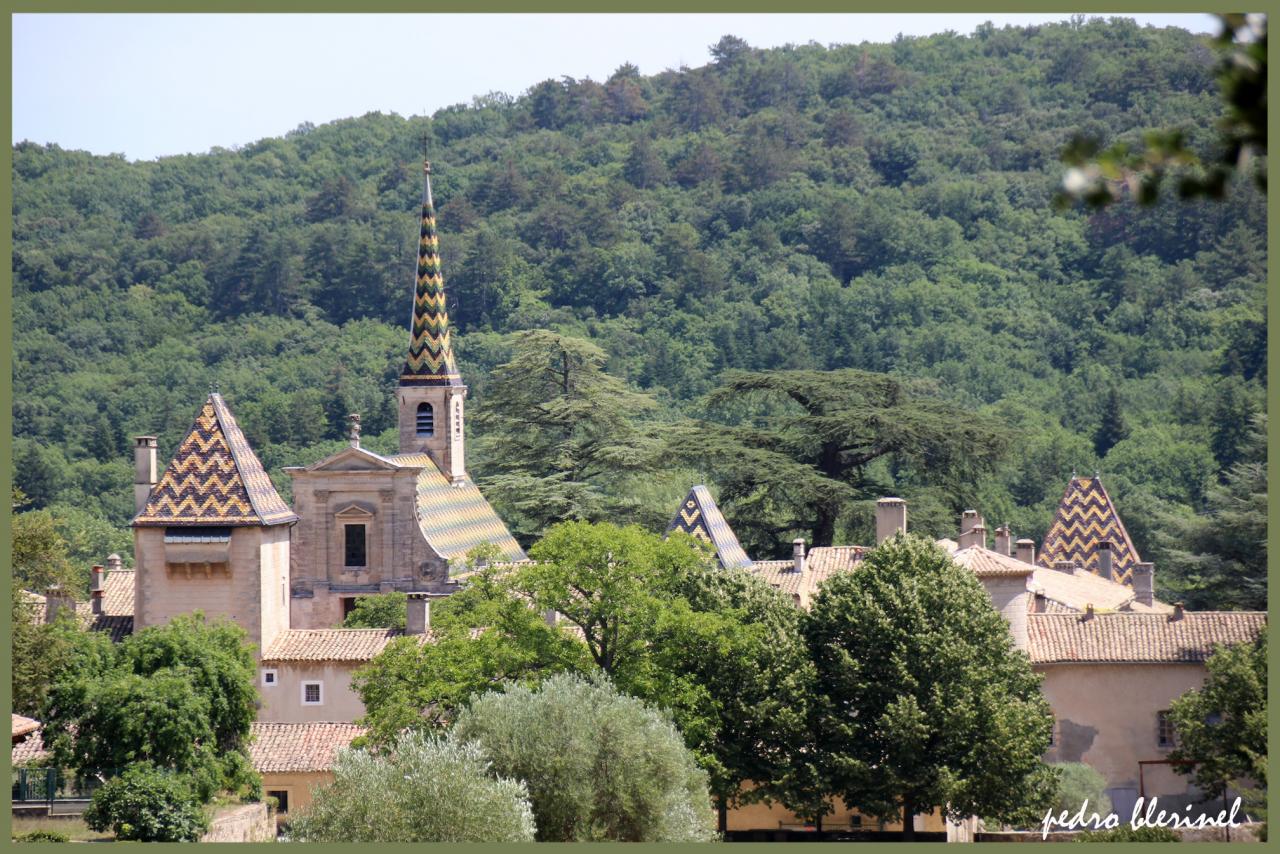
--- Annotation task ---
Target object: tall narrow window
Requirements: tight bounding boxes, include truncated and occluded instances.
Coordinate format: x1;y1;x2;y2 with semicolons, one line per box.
416;402;434;436
1157;711;1176;748
344;524;367;568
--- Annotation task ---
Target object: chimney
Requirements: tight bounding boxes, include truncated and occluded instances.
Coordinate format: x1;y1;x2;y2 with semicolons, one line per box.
406;592;430;634
1171;602;1184;621
544;608;558;627
90;565;105;615
875;497;907;544
44;584;73;624
960;510;982;535
1033;592;1047;613
1096;541;1114;581
1053;560;1075;574
792;538;806;574
994;526;1012;556
1015;539;1036;565
1082;603;1094;620
958;523;987;551
134;436;158;514
106;553;123;573
1132;562;1155;608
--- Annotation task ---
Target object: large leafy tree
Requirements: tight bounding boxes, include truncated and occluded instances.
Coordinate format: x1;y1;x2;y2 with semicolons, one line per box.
472;330;660;541
1169;628;1267;813
804;535;1056;839
453;672;717;842
672;370;1010;550
291;732;536;843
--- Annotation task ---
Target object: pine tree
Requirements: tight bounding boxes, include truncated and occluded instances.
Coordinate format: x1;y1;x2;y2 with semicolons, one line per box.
1093;386;1131;458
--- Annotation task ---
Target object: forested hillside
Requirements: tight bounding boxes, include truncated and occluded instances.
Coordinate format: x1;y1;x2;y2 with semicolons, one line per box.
11;18;1266;606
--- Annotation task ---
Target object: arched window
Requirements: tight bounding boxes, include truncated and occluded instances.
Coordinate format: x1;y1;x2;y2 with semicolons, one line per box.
416;402;434;436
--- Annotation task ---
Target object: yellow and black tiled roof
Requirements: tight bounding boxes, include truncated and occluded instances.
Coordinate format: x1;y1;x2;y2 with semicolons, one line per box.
1037;475;1140;585
133;394;298;527
666;485;753;570
400;161;462;387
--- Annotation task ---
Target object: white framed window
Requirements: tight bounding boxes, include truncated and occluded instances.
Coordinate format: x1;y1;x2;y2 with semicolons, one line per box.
302;681;323;706
261;668;278;687
1157;710;1176;748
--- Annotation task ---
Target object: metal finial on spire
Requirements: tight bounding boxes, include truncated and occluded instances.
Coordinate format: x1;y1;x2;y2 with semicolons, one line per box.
348;413;361;448
422;158;434;208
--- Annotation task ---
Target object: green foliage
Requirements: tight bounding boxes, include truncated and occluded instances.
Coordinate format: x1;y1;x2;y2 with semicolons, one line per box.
41;614;259;802
804;535;1056;838
1075;825;1180;842
290;732;536;842
83;763;208;842
13;830;71;843
342;591;407;629
11;594;116;718
453;672;717;842
11;510;82;596
353;563;591;744
1051;762;1112;818
1169;628;1267;807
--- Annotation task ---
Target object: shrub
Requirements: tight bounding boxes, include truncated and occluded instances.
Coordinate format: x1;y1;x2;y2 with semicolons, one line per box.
1076;825;1180;842
342;591;407;630
453;672;717;842
1052;762;1112;818
290;732;535;842
13;830;71;843
83;764;208;842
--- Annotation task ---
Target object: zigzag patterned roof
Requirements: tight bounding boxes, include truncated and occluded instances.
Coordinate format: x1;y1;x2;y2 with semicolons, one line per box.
400;160;462;387
666;485;753;570
133;394;297;527
1037;475;1140;585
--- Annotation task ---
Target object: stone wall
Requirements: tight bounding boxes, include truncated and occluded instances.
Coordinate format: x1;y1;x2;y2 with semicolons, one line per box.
201;802;274;842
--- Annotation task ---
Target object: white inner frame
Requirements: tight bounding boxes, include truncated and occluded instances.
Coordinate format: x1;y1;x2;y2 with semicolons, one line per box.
261;668;278;687
301;680;324;706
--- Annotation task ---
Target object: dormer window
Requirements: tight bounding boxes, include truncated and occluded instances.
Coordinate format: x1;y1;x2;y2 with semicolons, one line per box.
416;402;434;436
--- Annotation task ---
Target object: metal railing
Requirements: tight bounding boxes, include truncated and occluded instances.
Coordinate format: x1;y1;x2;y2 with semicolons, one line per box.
12;768;113;803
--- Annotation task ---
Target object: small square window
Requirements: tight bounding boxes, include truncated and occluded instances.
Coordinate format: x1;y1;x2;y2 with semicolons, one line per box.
302;681;323;705
267;790;289;814
262;669;278;687
1157;710;1177;748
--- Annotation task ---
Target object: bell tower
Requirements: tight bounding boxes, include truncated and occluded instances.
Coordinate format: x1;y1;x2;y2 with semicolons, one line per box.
397;159;467;482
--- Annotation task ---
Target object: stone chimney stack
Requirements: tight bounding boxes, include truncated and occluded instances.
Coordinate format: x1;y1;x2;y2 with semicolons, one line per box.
106;553;123;573
90;565;105;615
1097;541;1114;581
1132;562;1155;608
792;539;806;574
544;608;559;627
1171;602;1185;621
875;497;907;544
44;584;73;624
1015;539;1036;565
406;592;430;634
958;523;987;550
960;510;982;535
1053;560;1075;575
994;526;1012;556
134;436;158;514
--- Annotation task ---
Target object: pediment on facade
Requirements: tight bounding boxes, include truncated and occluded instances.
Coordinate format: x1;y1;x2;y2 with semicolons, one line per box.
304;446;400;473
333;503;376;519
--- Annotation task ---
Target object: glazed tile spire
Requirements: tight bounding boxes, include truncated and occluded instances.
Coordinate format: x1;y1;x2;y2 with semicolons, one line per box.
400;160;462;386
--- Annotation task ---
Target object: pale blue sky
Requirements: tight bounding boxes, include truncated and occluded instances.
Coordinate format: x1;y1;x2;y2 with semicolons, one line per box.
13;13;1217;161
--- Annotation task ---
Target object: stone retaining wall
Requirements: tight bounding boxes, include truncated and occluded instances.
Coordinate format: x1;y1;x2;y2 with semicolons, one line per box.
201;802;274;843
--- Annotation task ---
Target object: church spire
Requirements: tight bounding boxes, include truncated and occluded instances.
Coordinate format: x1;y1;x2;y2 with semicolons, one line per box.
400;159;462;386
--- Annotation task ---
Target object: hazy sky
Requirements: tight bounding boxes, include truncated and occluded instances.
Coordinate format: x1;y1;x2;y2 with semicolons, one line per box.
13;13;1217;162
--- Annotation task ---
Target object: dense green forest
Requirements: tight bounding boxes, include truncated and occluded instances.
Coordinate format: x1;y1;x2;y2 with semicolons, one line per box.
11;18;1266;607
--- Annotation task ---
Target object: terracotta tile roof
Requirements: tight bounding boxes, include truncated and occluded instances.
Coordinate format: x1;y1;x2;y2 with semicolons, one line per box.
11;728;48;766
665;485;753;570
249;722;366;773
805;546;868;575
74;569;136;642
1038;475;1140;585
747;560;805;597
1028;565;1171;614
950;546;1035;578
134;393;298;528
12;714;40;740
387;454;526;563
261;628;430;662
1028;612;1266;664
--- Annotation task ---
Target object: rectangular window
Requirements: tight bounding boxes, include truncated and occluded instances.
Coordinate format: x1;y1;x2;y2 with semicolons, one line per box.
344;524;366;568
261;669;278;687
302;681;323;705
342;597;358;618
267;790;289;814
1157;711;1176;748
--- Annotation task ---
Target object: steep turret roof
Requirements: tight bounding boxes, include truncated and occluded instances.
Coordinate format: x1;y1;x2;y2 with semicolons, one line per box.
400;160;462;387
133;393;297;527
666;485;753;570
1037;474;1140;585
